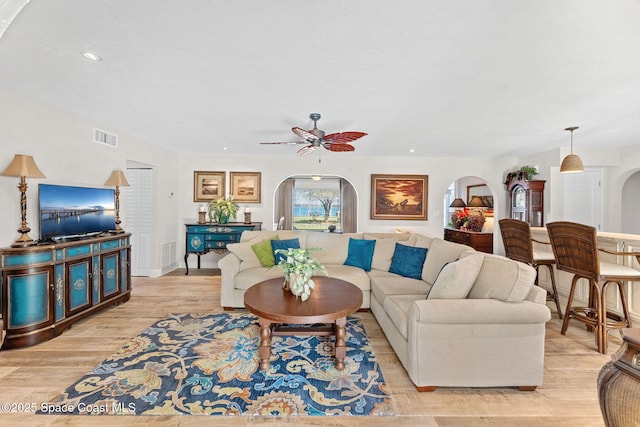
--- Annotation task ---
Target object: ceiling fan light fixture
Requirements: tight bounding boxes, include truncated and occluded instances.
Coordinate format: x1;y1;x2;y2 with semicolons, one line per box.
260;113;366;156
560;126;584;173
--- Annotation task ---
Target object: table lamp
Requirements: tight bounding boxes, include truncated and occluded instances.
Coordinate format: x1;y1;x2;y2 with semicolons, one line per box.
1;154;46;247
104;169;130;233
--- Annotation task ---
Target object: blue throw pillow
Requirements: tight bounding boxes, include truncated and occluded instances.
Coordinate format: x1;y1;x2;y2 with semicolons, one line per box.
389;243;428;280
271;238;301;264
344;238;376;271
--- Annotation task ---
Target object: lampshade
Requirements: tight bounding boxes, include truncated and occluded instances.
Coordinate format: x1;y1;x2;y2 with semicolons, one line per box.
467;196;487;208
560;126;584;173
1;154;46;178
560;154;584;173
104;169;130;187
449;198;466;208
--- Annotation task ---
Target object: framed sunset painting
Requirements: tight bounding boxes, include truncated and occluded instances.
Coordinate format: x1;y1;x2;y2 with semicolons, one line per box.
370;174;428;220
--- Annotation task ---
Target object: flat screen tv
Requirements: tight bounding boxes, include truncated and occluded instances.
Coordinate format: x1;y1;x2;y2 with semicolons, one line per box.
38;183;116;241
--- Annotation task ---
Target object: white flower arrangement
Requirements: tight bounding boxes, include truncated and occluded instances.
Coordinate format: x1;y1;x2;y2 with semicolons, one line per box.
274;247;327;301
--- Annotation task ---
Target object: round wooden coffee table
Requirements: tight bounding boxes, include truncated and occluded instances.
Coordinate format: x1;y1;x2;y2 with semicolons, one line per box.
244;276;363;371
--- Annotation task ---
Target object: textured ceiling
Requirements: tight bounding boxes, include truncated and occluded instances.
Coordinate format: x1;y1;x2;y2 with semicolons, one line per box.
0;0;639;158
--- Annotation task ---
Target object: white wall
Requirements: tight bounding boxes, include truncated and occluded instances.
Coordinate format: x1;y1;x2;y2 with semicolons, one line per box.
178;152;519;269
0;87;180;275
4;86;640;274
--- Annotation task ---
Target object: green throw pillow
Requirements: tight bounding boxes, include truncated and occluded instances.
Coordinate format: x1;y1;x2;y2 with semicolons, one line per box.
251;236;279;267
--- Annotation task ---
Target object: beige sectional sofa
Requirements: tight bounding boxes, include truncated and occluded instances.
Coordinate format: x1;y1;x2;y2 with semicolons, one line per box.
219;230;551;391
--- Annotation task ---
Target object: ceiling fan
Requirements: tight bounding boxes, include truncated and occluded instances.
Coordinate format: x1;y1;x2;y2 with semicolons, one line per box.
260;113;367;156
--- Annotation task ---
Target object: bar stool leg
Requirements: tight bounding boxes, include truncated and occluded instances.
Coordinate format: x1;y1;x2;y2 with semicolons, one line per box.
595;282;606;354
613;280;632;328
543;264;563;319
561;275;580;335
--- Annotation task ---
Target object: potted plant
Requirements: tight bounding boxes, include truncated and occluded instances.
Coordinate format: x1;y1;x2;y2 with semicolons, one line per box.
274;247;327;301
520;165;538;179
207;196;239;224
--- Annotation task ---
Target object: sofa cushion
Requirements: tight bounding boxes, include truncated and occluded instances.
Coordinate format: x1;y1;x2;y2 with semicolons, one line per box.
422;238;474;284
389;243;427;280
368;269;429;306
383;295;423;340
251;236;278;267
234;267;285;290
271;238;301;264
344;238;376;271
427;253;484;299
365;236;406;271
407;233;434;249
306;232;362;265
467;254;536;302
227;242;262;269
324;264;371;292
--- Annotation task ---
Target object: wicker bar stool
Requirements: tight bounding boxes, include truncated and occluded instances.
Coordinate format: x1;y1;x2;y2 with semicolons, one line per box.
546;221;640;354
499;218;563;318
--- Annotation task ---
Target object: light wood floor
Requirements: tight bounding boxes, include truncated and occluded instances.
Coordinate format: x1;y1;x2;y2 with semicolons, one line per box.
0;269;615;426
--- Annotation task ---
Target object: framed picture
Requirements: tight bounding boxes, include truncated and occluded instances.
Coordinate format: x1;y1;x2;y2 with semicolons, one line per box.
193;171;225;202
371;174;428;220
466;184;494;208
230;171;261;203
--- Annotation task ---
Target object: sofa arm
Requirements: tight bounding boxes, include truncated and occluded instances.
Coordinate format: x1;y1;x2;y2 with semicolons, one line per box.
219;253;241;308
411;298;551;325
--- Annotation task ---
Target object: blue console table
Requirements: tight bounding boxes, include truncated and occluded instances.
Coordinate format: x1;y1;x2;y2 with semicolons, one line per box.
184;222;261;274
0;233;131;350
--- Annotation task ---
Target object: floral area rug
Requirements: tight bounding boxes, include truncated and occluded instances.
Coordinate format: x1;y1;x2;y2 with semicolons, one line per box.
42;312;395;416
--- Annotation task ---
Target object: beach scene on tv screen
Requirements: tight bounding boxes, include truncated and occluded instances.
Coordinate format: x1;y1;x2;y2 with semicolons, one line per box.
39;184;115;239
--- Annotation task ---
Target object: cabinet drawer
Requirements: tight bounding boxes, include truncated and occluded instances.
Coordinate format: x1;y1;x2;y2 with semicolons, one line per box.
205;241;229;249
204;234;239;242
66;244;92;258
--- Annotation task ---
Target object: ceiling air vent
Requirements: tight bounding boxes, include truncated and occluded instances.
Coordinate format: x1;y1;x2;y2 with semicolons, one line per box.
93;128;118;148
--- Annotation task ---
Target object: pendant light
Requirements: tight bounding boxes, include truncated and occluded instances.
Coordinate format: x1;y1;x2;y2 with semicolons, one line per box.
560;126;584;173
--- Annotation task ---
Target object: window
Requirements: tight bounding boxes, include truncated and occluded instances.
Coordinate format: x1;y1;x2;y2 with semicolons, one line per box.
293;178;341;231
274;176;357;232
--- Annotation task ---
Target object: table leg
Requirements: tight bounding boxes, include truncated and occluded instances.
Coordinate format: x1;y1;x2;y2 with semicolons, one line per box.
334;317;347;371
184;253;189;275
258;318;272;370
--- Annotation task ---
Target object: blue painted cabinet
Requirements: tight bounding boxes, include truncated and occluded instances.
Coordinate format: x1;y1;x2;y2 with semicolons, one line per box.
184;222;261;274
0;233;131;350
65;257;92;316
4;265;54;334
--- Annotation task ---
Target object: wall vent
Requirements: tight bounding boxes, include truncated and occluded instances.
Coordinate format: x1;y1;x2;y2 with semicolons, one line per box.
161;241;177;274
93;128;118;148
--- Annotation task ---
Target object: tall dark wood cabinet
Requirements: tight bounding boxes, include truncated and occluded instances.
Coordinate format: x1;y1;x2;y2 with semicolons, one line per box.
507;179;546;227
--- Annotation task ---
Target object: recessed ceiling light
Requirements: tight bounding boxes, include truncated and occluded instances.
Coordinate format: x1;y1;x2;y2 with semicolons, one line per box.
409;148;415;153
223;147;228;150
82;51;102;61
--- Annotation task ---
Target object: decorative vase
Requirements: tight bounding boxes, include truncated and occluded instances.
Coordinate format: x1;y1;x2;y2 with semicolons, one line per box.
288;274;307;298
216;214;230;224
597;328;640;427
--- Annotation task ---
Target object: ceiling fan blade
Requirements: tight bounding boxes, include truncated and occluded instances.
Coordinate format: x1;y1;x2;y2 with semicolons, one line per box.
260;141;308;145
297;145;317;156
325;143;355;152
323;131;367;144
292;127;319;142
